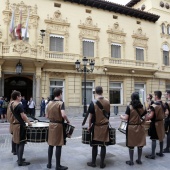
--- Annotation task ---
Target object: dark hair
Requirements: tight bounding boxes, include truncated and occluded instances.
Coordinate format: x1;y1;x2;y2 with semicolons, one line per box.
95;86;103;95
130;92;143;109
53;88;62;97
166;90;170;94
154;91;162;99
11;90;21;100
148;94;153;99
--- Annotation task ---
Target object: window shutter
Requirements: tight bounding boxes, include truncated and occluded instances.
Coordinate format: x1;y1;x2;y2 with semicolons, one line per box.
136;48;144;61
83;40;94;57
163;51;169;65
50;36;64;52
111;44;121;58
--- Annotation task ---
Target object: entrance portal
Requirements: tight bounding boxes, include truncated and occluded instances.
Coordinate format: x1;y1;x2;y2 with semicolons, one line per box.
4;76;33;101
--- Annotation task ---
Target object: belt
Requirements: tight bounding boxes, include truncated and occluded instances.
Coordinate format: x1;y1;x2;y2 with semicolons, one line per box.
13;123;20;125
50;120;63;124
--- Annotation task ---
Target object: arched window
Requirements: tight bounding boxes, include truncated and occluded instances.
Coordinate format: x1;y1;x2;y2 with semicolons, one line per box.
167;25;170;35
162;23;165;34
163;44;169;65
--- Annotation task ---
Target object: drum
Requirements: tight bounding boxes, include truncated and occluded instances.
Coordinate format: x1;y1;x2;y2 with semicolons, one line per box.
143;121;151;136
82;127;91;144
26;122;49;143
109;127;116;145
118;121;127;134
64;123;75;138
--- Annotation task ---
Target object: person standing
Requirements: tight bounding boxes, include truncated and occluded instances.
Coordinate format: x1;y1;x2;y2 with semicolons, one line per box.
145;94;154;111
46;88;70;170
21;96;27;114
7;98;16;155
27;97;35;117
10;90;32;166
39;97;45;117
145;91;165;159
163;90;170;153
2;97;8;122
120;92;147;165
87;86;110;169
0;97;4;123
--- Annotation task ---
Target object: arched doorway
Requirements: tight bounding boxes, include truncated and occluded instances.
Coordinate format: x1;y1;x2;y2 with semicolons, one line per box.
4;76;33;101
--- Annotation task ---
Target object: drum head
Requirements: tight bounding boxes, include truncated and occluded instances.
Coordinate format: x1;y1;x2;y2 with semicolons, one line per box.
26;122;49;127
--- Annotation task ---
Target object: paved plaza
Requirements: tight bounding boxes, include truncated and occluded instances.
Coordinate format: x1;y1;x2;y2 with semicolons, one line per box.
0;114;170;170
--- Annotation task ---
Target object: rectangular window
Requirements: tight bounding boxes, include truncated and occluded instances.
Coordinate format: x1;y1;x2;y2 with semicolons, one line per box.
111;44;121;58
136;47;144;61
163;51;169;65
166;83;170;91
109;82;123;104
50;34;64;52
83;39;94;57
49;80;64;101
134;83;146;104
82;81;94;105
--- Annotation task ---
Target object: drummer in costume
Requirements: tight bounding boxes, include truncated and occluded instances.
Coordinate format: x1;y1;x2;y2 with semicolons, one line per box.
120;92;147;165
87;86;110;169
7;98;17;155
46;88;70;170
10;90;32;166
163;90;170;153
145;91;165;159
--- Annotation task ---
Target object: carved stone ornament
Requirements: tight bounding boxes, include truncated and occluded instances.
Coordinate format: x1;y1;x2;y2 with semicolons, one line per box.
0;29;2;39
13;40;30;55
44;10;70;52
132;27;148;47
78;16;100;31
3;0;39;28
107;22;126;43
45;10;69;26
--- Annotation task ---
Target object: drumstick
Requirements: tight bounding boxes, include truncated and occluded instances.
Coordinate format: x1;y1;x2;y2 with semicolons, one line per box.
82;111;89;126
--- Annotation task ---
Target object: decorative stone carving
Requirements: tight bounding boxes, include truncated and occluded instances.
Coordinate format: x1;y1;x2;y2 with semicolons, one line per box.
13;40;30;55
44;10;70;52
107;22;126;58
3;1;39;29
78;16;100;58
0;29;2;39
107;22;126;43
132;27;148;47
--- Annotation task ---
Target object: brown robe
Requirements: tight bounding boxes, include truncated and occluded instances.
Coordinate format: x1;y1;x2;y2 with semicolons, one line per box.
7;101;14;134
127;106;146;147
93;98;110;143
152;104;165;142
47;100;64;146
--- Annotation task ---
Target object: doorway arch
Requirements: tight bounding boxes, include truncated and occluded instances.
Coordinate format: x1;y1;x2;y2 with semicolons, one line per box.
4;76;33;101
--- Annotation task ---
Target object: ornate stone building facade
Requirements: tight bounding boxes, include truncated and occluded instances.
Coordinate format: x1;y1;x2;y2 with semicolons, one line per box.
0;0;169;114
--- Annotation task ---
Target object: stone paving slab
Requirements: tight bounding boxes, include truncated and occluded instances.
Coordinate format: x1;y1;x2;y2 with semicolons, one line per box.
0;115;170;170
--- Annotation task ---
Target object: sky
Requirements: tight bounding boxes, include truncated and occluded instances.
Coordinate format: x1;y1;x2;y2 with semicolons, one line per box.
108;0;131;5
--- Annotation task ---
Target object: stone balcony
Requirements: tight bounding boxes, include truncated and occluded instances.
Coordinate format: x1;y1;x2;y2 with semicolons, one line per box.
101;57;158;71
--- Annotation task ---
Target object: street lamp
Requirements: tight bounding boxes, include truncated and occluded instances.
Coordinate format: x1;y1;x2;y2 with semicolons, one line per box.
40;29;46;44
75;57;95;117
16;60;23;74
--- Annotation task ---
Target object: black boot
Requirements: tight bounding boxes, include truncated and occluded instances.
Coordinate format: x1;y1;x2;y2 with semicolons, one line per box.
136;147;142;164
126;148;134;166
145;140;156;159
87;146;97;167
100;146;106;168
156;141;164;157
47;145;53;169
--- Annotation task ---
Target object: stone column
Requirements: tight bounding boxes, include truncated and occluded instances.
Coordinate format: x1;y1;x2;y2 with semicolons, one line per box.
34;62;44;116
0;60;5;97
